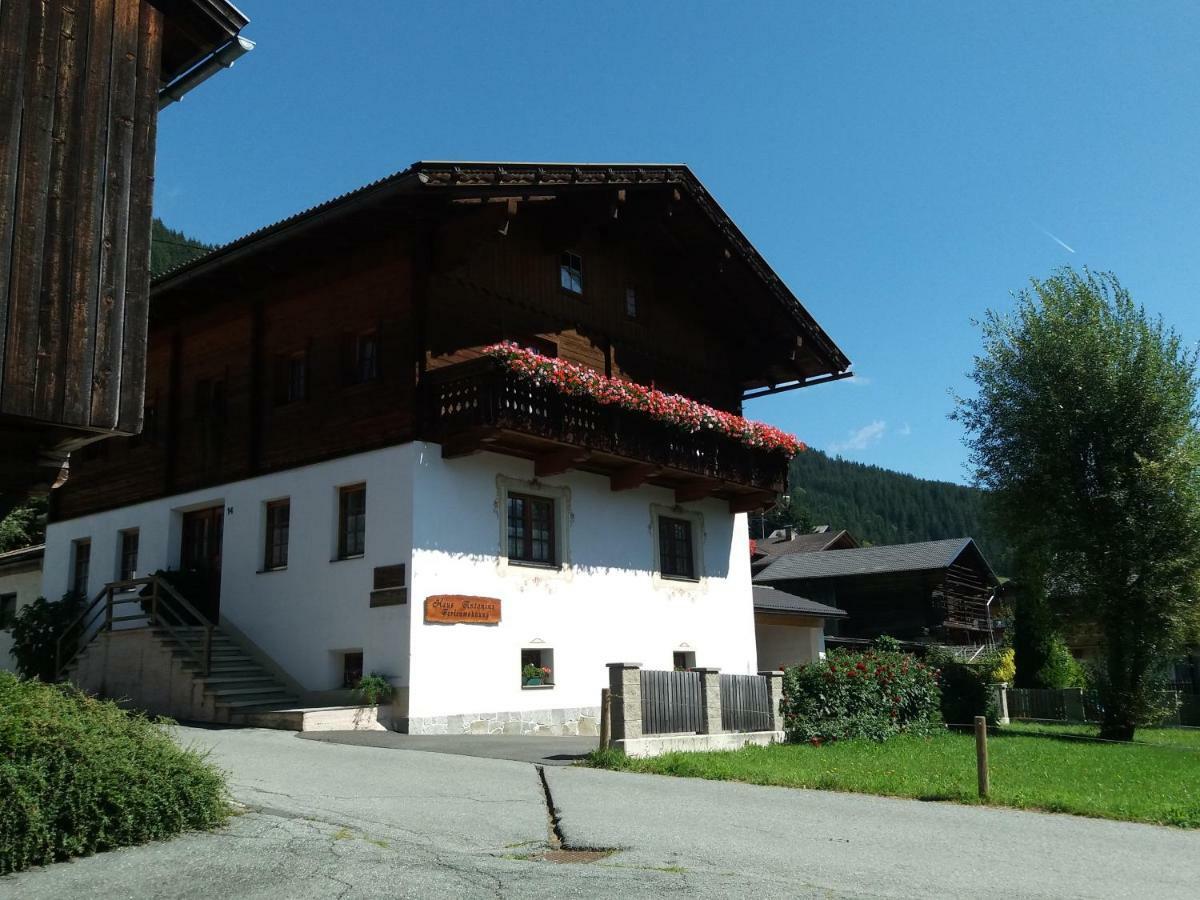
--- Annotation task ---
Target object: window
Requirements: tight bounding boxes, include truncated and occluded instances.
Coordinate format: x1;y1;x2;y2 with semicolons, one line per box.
264;500;290;570
344;331;380;385
521;647;554;687
71;539;91;597
625;287;637;318
673;650;696;671
275;350;309;406
507;493;556;566
342;651;363;689
118;529;139;581
337;484;366;558
658;516;696;580
559;251;583;294
0;593;16;631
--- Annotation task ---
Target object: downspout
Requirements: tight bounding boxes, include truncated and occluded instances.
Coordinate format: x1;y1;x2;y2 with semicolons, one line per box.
158;35;256;110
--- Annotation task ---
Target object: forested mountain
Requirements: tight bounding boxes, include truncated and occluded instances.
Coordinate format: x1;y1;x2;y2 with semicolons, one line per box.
150;218;212;276
780;449;1014;575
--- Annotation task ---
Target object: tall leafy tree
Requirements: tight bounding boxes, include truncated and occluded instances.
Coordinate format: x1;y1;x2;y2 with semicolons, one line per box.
956;269;1200;739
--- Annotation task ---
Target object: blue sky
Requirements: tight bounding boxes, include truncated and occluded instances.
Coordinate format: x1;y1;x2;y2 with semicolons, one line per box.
154;1;1200;484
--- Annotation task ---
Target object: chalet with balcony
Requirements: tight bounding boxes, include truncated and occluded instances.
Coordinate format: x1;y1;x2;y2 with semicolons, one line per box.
754;537;1000;648
42;161;850;734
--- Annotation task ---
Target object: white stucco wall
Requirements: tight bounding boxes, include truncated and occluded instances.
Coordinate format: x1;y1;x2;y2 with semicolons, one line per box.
43;440;760;722
0;562;43;672
406;444;757;720
43;445;415;693
754;619;826;672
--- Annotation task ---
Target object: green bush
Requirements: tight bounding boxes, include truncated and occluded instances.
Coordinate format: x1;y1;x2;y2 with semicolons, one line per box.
0;673;229;874
9;592;84;682
781;646;942;743
924;648;999;726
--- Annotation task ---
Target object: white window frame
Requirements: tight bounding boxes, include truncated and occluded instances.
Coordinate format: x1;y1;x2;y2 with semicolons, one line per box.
495;475;572;578
649;504;705;587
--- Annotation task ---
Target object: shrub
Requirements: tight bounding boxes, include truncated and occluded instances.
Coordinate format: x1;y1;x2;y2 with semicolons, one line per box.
924;648;999;726
354;672;393;706
9;592;84;682
985;647;1016;684
781;647;942;743
0;673;229;874
1039;635;1088;689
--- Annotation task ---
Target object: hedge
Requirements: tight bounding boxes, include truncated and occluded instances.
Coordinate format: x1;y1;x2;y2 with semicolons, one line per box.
782;647;942;743
0;673;229;874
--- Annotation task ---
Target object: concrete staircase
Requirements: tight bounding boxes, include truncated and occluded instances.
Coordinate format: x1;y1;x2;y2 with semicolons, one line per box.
152;625;300;718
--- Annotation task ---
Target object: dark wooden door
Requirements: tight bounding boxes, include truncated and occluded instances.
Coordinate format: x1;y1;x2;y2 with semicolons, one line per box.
181;506;223;619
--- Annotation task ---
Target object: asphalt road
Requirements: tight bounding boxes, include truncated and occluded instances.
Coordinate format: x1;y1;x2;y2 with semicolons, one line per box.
4;726;1198;899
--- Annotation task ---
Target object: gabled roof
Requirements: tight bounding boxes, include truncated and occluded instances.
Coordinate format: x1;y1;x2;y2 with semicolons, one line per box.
0;543;44;571
753;586;847;618
751;528;857;562
151;161;850;378
754;537;999;585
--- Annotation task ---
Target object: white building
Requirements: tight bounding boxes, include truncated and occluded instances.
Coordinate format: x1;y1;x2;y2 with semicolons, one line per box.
0;545;44;673
41;162;851;733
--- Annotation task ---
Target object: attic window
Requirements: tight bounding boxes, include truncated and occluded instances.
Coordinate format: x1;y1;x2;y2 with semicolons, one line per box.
560;252;583;294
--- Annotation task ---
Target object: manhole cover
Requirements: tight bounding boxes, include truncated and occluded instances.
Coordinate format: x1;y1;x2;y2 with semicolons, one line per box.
532;849;616;864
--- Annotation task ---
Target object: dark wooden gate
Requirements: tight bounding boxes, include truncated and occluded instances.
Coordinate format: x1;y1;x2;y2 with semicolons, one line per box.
719;673;773;732
640;669;704;735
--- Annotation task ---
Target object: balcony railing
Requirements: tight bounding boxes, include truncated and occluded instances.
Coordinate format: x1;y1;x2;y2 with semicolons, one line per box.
419;358;788;505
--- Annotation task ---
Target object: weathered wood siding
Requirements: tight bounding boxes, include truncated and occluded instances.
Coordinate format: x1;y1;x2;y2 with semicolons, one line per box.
0;0;162;436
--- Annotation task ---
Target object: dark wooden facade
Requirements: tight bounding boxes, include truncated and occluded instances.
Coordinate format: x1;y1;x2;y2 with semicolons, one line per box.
762;540;1000;645
0;0;249;493
53;163;851;521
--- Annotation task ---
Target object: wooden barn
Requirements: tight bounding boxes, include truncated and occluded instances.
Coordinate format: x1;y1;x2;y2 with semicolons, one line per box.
0;0;252;498
754;537;1000;647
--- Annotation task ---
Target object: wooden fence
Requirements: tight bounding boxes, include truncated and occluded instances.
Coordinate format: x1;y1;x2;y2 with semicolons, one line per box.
640;669;704;735
719;673;773;733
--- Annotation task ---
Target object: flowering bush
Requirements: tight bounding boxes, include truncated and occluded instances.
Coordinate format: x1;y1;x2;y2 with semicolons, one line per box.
781;647;942;743
483;343;805;455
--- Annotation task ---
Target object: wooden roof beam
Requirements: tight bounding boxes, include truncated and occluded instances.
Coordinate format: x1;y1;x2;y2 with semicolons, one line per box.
534;446;590;477
610;463;660;492
675;479;723;504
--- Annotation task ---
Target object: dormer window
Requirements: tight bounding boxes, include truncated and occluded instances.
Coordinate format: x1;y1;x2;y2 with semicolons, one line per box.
560;252;583;294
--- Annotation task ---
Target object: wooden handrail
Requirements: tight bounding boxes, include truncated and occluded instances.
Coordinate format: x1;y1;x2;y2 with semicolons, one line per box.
55;573;218;680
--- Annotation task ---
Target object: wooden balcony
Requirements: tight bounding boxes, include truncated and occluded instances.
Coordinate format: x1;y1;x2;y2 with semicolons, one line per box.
419;358;788;511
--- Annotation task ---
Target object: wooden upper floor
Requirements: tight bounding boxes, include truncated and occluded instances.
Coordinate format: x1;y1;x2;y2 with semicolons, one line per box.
53;162;851;521
0;0;249;492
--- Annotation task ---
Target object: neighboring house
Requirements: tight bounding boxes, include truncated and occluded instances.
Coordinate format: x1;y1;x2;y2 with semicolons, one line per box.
752;585;845;671
0;1;252;499
755;537;1000;647
750;525;858;575
0;545;44;673
42;161;851;734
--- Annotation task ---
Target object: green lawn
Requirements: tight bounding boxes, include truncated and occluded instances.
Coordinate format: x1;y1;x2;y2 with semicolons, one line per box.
586;726;1200;828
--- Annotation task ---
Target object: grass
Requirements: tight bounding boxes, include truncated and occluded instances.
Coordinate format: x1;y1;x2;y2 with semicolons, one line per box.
585;725;1200;828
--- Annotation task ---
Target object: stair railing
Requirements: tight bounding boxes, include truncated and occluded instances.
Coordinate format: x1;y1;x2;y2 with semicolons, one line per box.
55;574;216;681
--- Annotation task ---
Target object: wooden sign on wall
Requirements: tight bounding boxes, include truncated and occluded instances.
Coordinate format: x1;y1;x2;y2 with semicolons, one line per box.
424;595;501;624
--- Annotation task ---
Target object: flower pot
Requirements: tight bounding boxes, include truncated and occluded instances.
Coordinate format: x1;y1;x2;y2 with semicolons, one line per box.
524;677;543;686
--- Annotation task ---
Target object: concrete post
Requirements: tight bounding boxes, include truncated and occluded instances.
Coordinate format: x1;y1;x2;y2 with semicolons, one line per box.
760;670;785;733
606;663;642;743
991;683;1010;725
695;667;723;734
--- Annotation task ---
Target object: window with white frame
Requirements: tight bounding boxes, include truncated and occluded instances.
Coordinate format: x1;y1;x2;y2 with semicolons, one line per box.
651;506;703;583
559;251;583;294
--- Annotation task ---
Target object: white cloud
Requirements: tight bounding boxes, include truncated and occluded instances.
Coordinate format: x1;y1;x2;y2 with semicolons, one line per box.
897;422;912;437
846;374;872;387
829;420;886;453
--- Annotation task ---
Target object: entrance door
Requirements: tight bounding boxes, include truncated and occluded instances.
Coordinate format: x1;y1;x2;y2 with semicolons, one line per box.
181;505;224;620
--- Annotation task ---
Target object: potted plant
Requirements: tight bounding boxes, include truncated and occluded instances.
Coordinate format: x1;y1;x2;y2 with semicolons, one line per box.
522;663;551;686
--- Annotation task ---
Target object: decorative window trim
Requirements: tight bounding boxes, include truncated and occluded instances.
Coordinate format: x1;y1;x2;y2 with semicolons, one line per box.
649;504;705;587
495;475;571;579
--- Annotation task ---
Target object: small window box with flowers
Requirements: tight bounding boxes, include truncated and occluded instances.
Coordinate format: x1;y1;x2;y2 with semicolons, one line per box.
522;663;552;687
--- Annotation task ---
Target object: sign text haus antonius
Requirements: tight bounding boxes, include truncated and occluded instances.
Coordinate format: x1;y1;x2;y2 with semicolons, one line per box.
424;595;502;625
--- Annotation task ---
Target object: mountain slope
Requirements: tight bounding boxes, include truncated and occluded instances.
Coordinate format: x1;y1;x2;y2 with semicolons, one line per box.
786;449;1013;575
150;218;212;276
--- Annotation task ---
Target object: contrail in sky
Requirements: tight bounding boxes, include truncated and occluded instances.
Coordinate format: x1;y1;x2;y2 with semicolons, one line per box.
1035;224;1076;254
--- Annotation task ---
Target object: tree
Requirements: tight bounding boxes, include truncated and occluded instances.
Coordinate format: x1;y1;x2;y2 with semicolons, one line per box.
955;269;1200;740
0;494;47;552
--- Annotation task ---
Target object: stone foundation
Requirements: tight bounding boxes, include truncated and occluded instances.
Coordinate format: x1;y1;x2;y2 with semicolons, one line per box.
401;705;601;736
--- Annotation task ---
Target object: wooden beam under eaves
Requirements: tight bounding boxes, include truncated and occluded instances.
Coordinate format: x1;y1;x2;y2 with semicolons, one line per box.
610;463;659;492
440;428;499;459
675;480;721;504
729;492;773;514
534;446;590;477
